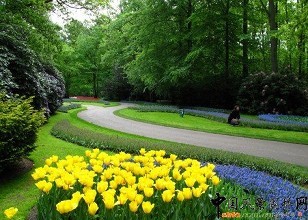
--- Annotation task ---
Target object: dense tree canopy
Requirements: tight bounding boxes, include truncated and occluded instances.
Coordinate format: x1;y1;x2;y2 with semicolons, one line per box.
1;0;307;111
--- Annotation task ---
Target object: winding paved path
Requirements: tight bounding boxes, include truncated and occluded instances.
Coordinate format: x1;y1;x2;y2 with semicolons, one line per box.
78;104;308;167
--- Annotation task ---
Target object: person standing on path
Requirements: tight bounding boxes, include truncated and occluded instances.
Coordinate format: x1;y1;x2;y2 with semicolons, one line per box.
228;105;240;125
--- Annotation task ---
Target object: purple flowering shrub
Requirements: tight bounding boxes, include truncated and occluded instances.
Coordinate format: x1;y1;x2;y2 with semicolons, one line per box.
237;70;308;116
215;164;308;220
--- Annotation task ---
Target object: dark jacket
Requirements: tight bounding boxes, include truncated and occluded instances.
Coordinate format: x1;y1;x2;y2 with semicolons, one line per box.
228;110;240;124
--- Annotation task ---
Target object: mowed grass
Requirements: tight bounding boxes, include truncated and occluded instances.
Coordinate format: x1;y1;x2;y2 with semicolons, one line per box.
115;108;308;145
0;113;87;219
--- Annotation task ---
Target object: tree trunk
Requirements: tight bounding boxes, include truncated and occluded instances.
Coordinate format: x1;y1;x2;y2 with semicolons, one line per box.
187;0;193;52
298;32;304;76
225;0;230;79
93;72;98;98
242;0;249;77
269;0;278;73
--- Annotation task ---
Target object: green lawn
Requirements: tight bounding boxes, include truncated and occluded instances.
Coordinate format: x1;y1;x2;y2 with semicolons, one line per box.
0;113;87;219
115;108;308;145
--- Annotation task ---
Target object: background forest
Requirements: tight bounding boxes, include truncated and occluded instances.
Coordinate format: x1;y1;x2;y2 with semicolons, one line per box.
1;0;308;113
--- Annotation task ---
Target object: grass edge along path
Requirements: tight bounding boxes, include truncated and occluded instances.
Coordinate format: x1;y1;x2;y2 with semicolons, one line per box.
53;109;308;186
114;108;308;145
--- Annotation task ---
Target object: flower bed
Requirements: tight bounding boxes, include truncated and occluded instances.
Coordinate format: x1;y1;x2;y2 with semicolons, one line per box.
30;149;223;219
3;149;272;219
259;114;308;126
216;164;308;220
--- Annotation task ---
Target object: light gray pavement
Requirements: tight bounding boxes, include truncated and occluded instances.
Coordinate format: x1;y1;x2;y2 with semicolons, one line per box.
78;103;308;167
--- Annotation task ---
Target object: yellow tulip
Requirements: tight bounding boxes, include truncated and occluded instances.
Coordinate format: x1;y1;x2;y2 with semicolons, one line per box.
103;194;115;209
97;181;108;193
35;180;53;193
83;189;97;204
42;182;53;193
143;187;154;197
196;175;206;184
93;164;103;173
162;190;174;203
72;191;83;203
4;207;18;219
155;178;166;190
85;150;92;157
117;193;128;205
185;177;196;187
182;170;191;179
51;155;59;162
165;180;176;192
55;178;64;188
129;201;139;213
172;169;182;181
135;194;144;205
192;187;203;198
182;188;192;200
56;200;78;214
126;188;137;201
139;148;146;155
207;163;215;170
110;180;118;189
177;191;185;202
200;183;209;191
142;201;155;214
126;175;136;186
88;202;99;216
170;154;177;161
211;176;220;186
32;167;46;180
45;158;53;166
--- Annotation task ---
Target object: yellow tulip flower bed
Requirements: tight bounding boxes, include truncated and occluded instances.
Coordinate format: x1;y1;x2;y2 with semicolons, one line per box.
31;148;221;219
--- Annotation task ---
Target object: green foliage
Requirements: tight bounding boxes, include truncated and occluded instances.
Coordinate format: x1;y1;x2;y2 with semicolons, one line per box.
0;25;65;115
0;93;45;172
57;103;82;113
51;119;308;186
238;70;308;116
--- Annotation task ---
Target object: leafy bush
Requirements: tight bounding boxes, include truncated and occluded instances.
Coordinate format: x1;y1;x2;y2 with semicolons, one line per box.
57;103;82;113
0;93;45;172
238;70;308;116
0;25;65;116
51;120;308;186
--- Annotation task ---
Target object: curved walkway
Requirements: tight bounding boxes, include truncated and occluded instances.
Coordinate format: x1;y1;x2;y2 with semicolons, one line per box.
78;103;308;167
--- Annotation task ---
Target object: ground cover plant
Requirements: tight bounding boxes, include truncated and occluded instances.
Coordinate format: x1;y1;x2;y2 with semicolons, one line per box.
216;165;308;219
259;114;308;126
28;149;269;219
57;103;82;113
51;112;308;186
115;108;308;144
